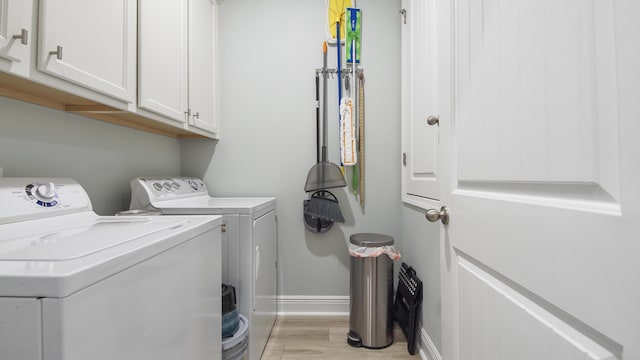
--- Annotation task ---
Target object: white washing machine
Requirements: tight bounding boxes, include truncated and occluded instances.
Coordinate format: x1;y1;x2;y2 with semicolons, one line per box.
130;177;277;360
0;178;223;360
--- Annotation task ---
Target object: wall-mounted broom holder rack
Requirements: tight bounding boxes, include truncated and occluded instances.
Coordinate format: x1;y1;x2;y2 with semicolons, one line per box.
315;68;364;78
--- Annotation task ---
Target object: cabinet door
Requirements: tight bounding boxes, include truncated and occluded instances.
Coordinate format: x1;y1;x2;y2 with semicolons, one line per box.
187;0;218;136
138;0;188;124
401;0;440;207
37;0;136;103
0;0;33;76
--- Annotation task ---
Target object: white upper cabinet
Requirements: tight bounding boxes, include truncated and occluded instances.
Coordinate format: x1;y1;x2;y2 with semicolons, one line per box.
37;0;136;104
0;0;33;76
187;0;218;135
138;0;189;125
138;0;218;138
0;0;216;138
401;0;440;208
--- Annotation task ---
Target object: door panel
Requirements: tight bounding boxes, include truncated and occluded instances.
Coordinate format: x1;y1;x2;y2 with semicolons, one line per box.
458;257;615;360
439;0;640;359
455;0;619;199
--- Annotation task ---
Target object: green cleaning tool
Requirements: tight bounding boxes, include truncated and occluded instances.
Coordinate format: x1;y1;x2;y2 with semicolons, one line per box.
346;8;361;64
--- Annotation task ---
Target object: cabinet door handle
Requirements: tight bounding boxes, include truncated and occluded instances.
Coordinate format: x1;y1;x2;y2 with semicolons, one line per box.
12;29;28;45
193;112;199;120
49;45;63;60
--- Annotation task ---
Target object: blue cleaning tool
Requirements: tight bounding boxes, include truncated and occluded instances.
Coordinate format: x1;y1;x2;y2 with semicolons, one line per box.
346;8;361;64
337;21;342;107
336;21;344;172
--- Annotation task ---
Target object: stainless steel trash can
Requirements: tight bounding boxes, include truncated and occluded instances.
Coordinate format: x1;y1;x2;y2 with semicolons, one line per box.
348;233;394;349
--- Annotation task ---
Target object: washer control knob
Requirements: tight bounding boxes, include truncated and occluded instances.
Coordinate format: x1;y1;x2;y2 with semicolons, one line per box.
163;182;173;191
172;182;180;190
35;182;56;200
153;182;163;191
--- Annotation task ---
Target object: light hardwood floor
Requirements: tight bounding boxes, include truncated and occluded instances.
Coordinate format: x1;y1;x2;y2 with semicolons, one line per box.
261;316;418;359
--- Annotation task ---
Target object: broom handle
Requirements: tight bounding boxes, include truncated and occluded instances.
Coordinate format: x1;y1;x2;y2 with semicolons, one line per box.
315;73;320;164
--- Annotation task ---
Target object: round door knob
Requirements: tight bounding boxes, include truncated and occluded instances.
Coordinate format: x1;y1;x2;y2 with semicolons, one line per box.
427;115;439;126
425;206;449;225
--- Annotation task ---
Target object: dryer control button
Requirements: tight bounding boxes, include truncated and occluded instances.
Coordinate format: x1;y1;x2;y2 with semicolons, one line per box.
188;179;199;191
153;182;163;192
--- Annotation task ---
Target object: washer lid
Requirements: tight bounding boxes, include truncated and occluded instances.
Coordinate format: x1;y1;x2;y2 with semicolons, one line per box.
0;217;189;261
0;212;221;298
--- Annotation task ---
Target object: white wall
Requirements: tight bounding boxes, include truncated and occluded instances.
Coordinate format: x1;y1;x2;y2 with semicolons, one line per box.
181;0;403;298
0;97;181;215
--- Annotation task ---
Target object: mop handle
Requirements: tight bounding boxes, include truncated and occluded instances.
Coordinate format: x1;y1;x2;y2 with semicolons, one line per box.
337;21;342;106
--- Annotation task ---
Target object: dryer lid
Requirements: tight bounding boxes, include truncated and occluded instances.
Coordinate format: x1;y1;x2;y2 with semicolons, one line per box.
150;196;276;215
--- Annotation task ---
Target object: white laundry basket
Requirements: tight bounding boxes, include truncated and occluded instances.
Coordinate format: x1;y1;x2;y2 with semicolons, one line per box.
222;314;249;360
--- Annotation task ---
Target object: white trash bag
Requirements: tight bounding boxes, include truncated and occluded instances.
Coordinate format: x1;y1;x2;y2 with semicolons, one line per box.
348;244;401;261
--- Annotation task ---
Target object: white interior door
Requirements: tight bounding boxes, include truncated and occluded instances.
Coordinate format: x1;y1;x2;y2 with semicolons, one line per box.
437;1;640;359
401;0;440;206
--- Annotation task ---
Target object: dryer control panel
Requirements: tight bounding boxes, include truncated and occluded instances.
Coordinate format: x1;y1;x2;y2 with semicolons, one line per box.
129;177;209;209
0;178;92;224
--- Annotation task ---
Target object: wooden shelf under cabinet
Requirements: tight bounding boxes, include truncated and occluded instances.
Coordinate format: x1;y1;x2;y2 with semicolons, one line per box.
0;72;207;139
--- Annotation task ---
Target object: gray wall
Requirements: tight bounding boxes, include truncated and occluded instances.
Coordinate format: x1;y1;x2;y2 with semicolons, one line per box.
402;204;441;351
0;0;441;352
181;0;403;297
0;97;181;215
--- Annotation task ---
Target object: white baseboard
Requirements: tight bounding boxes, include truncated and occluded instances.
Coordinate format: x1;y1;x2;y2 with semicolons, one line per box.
419;327;442;360
277;295;349;316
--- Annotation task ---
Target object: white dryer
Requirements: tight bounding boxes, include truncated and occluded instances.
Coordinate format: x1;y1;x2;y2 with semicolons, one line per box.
130;177;277;360
0;178;223;360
